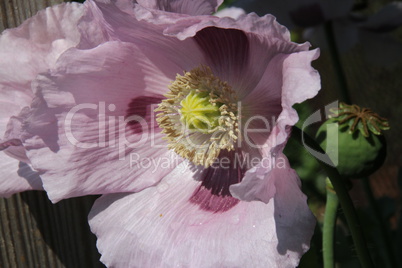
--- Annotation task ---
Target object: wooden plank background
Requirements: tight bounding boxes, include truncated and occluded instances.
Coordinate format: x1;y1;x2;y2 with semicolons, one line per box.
0;1;104;267
0;0;400;267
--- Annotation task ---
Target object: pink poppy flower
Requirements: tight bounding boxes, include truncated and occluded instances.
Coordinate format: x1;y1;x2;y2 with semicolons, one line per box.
1;0;214;197
1;0;321;267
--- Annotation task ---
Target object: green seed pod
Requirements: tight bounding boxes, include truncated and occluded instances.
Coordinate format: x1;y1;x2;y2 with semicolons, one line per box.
316;103;389;178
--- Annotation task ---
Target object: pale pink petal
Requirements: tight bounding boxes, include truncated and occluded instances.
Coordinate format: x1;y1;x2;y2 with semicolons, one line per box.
243;49;320;157
89;1;206;70
23;41;185;202
0;2;108;197
0;3;86;136
89;162;315;268
0;1;108;144
271;49;320;149
0;3;84;93
92;0;136;15
280;49;321;106
229;153;288;202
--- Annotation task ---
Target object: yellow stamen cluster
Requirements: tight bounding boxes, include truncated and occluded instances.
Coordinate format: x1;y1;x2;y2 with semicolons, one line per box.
180;90;221;133
156;65;239;167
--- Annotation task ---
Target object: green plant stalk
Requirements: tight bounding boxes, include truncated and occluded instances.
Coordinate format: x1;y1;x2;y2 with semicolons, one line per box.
324;14;393;268
324;21;351;104
323;180;339;268
292;127;374;268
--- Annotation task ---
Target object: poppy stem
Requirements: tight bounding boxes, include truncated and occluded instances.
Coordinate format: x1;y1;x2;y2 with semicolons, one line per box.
323;178;339;268
292;127;374;268
324;20;351;104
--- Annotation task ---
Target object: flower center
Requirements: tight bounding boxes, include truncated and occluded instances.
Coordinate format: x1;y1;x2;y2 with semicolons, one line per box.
156;66;239;167
180;90;221;133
